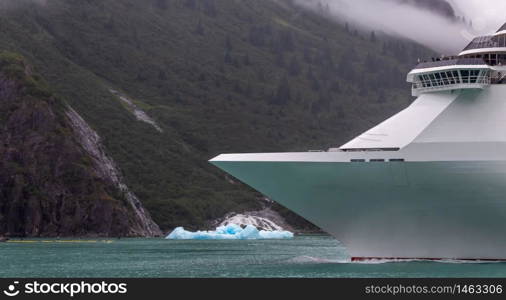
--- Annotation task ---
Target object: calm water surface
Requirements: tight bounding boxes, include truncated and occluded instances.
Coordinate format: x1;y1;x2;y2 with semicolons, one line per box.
1;235;505;277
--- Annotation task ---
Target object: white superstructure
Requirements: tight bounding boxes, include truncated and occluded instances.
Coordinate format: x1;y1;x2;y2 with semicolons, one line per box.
211;23;506;261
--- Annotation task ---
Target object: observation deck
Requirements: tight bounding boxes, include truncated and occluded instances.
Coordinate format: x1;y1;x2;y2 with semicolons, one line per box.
407;58;491;96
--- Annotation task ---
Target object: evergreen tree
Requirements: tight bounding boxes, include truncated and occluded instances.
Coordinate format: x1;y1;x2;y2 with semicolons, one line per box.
233;81;243;94
256;68;266;82
194;19;205;36
365;53;378;71
271;76;291;105
225;35;233;51
249;26;266;47
278;29;295;52
306;67;313;80
330;80;341;93
317;1;324;15
303;47;312;63
154;0;168;10
158;70;167;80
184;0;197;9
224;50;232;64
275;52;285;68
318;91;331;111
202;0;217;17
311;78;320;91
377;90;386;104
243;54;251;66
288;56;301;76
104;17;115;32
337;48;357;81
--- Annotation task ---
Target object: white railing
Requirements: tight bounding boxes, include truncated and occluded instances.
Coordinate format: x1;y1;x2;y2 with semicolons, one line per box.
412;75;491;95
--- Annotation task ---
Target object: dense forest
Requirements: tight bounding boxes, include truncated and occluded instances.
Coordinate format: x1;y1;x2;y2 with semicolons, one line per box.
0;0;436;232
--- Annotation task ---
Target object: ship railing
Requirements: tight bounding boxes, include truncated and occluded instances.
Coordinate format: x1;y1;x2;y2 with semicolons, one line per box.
413;58;486;70
412;75;491;95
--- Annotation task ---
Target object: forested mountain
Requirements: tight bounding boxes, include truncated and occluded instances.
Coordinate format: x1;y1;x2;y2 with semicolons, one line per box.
0;0;435;234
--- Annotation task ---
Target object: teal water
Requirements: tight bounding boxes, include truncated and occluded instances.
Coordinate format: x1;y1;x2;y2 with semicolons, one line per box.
1;235;506;278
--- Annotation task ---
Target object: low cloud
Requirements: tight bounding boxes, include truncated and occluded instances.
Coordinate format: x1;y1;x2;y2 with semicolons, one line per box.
449;0;506;38
295;0;505;55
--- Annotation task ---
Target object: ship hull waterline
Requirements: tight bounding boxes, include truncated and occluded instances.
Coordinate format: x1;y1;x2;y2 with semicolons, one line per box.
211;159;506;261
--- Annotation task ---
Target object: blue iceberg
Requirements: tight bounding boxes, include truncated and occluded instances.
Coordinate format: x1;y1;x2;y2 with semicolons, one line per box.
166;224;294;240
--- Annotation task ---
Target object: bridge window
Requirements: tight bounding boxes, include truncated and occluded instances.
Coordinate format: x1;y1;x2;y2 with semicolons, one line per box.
429;73;437;86
470;70;480;83
461;70;470;83
446;72;455;84
441;72;449;85
432;73;439;86
418;71;463;88
412;68;490;95
453;71;460;83
422;75;431;87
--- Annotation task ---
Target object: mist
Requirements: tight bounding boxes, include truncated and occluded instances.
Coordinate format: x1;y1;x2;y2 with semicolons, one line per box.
295;0;506;55
449;0;506;38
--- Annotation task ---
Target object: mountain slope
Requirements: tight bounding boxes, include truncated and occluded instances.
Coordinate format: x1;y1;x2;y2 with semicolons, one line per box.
0;0;435;232
0;52;160;237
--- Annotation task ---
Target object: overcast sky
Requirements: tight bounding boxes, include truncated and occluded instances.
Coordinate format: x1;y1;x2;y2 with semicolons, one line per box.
295;0;506;55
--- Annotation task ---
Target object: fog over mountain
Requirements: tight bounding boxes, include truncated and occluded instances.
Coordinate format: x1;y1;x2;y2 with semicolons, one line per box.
449;0;506;37
295;0;506;55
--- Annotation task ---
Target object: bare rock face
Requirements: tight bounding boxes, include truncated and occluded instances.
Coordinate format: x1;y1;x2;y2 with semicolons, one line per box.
65;107;161;236
218;208;296;232
0;52;161;237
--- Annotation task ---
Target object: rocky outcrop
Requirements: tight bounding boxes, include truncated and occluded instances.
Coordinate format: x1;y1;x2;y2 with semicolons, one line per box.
109;89;163;132
0;52;161;237
65;108;161;236
218;207;296;232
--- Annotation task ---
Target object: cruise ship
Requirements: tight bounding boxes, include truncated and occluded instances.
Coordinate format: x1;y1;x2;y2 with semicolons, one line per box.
210;23;506;261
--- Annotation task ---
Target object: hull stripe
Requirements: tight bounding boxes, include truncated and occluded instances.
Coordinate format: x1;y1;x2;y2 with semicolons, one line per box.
351;257;506;262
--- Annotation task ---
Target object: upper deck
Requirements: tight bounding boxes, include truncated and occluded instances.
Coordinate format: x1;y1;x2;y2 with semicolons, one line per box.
407;23;506;96
411;57;488;70
459;35;506;56
459;24;506;56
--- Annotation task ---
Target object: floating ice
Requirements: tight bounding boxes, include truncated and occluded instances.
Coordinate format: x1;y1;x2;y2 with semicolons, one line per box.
166;224;294;240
